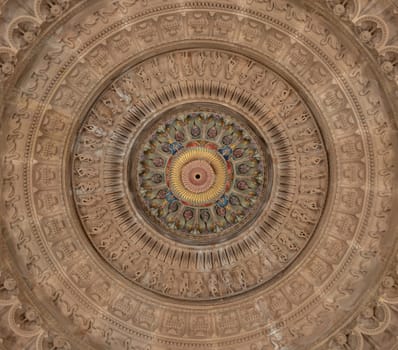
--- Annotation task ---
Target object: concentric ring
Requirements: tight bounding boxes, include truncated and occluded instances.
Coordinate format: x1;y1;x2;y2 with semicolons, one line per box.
68;47;330;302
132;109;269;242
181;159;215;194
3;3;394;344
169;147;227;205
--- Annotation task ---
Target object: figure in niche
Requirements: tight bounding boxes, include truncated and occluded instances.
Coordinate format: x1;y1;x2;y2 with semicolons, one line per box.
192;274;204;297
132;258;150;282
210;51;222;77
246;260;263;284
148;264;163;290
235;266;248;290
208;273;219;297
162;269;176;295
179;272;190;297
221;270;234;294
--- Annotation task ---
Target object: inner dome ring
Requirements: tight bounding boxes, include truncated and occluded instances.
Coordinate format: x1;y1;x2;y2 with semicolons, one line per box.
127;102;273;245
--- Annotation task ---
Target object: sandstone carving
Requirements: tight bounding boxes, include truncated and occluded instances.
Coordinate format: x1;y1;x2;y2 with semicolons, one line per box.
0;0;397;349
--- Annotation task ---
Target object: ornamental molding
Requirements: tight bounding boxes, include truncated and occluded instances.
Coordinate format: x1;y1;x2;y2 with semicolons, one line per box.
322;0;398;88
0;1;397;349
0;1;396;91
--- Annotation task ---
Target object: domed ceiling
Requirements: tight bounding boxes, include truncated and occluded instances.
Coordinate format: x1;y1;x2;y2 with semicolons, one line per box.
0;0;398;349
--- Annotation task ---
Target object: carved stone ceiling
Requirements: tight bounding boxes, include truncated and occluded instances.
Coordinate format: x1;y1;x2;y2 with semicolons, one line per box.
0;1;398;349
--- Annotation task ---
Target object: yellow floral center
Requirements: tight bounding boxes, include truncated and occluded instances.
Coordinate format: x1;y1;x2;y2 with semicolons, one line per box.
168;147;227;206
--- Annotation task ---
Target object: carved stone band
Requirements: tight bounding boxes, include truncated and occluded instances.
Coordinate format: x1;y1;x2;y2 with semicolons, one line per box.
1;1;397;349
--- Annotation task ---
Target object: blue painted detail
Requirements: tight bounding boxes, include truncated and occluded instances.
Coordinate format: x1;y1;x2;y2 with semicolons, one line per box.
216;195;229;208
166;191;177;203
218;145;232;160
169;142;184;155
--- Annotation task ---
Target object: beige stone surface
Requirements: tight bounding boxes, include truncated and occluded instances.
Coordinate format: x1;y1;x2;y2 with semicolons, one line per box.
0;1;397;349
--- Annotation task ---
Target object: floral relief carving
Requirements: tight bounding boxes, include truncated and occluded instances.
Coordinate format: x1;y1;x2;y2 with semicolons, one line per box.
0;269;73;349
35;0;71;22
7;17;41;50
0;1;397;350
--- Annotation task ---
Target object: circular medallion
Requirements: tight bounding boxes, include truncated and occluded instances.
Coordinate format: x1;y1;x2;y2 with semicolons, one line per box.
180;158;217;195
134;111;267;241
2;2;398;349
169;147;227;205
70;49;329;301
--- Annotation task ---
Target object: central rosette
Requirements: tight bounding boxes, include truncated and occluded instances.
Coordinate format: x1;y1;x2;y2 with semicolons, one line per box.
167;145;232;206
135;110;268;240
181;159;215;193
